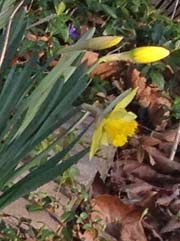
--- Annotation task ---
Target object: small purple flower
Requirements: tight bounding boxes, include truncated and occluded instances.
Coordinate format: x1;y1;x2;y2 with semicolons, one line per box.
68;24;79;40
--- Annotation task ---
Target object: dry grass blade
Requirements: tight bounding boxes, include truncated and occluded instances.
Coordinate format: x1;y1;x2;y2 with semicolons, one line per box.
0;1;24;70
169;122;180;161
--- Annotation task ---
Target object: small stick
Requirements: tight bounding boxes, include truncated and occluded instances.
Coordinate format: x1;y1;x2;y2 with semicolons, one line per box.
0;1;24;71
169;122;180;161
107;43;126;55
171;0;179;19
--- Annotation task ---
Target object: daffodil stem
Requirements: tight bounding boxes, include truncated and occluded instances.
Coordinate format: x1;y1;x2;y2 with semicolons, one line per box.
98;51;132;63
102;89;132;117
81;103;100;117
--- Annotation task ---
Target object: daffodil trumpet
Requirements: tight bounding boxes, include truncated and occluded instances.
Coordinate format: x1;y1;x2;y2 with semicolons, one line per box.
90;89;138;159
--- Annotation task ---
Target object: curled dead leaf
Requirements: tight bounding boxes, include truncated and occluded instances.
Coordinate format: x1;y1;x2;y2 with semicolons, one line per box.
90;194;147;241
152;128;180;143
144;146;180;174
81;51;99;67
161;217;180;234
91;62;121;80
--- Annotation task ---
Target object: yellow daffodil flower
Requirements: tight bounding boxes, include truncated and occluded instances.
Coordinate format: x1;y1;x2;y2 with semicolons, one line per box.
99;46;170;64
90;89;138;159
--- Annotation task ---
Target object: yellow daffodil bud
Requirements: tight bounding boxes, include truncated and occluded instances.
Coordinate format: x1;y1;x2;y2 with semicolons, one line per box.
129;46;170;63
62;36;123;52
99;46;170;64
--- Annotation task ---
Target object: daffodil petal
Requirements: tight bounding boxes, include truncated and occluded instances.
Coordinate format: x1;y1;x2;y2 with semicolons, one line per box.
112;89;137;112
100;131;109;146
89;121;104;159
109;110;137;120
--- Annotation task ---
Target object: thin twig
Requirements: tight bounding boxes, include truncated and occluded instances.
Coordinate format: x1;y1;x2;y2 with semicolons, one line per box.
0;1;24;71
169;122;180;161
171;0;179;19
27;14;56;30
26;0;34;12
107;44;124;55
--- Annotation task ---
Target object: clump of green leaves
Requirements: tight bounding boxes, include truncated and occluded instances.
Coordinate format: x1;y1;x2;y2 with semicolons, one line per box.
61;182;101;241
0;221;22;241
0;1;96;209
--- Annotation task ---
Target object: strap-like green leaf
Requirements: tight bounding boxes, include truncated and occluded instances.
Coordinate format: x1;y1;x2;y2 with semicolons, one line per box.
0;148;88;209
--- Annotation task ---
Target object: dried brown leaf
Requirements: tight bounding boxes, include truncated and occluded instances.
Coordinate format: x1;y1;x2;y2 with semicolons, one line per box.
141;136;162;146
137;145;145;163
91;172;107;197
81;51;99;67
91;194;135;223
127;67;172;130
121;211;147;241
152;128;180;143
92;62;121;80
121;159;180;184
90;194;147;241
144;146;180;174
161;217;180;234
